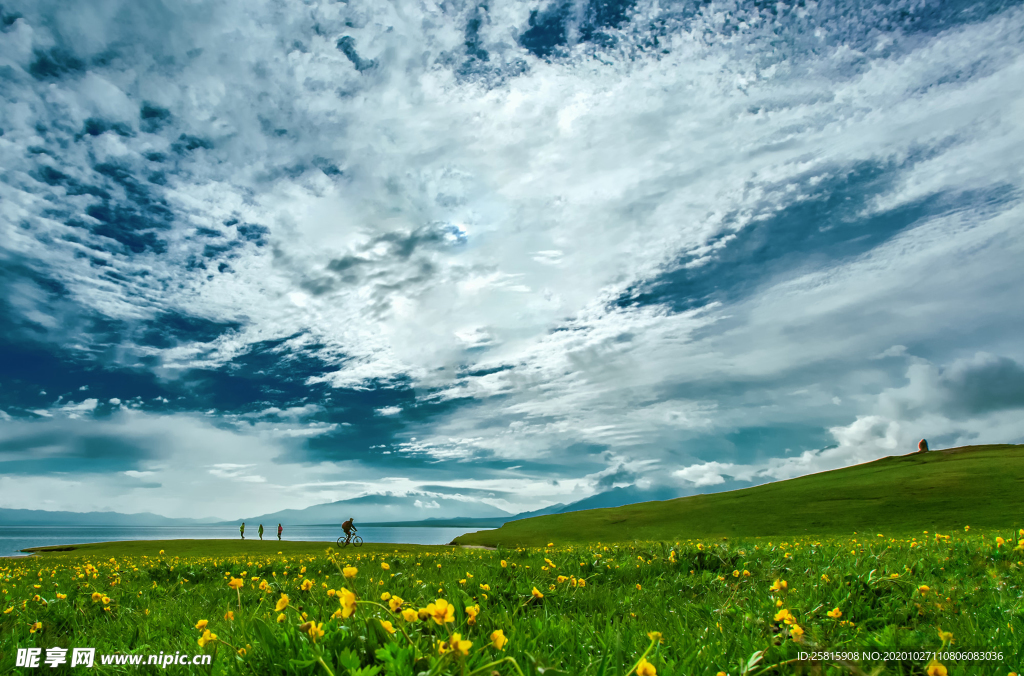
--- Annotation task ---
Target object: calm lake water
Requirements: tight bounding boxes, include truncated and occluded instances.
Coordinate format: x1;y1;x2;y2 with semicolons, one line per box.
0;525;489;557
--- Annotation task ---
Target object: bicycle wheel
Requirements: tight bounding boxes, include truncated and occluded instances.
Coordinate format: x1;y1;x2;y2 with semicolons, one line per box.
337;536;349;548
352;535;363;547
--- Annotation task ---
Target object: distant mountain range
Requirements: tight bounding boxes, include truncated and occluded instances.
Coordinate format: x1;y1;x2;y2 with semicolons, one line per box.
228;493;514;526
0;508;220;527
0;485;686;527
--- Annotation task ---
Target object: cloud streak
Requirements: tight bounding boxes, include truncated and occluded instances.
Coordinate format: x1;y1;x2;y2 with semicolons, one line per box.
0;0;1022;517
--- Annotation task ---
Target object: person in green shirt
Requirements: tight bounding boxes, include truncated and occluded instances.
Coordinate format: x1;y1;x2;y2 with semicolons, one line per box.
258;524;264;541
240;522;245;540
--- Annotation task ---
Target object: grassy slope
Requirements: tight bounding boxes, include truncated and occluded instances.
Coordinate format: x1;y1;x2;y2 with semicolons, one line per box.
21;539;453;558
455;443;1024;547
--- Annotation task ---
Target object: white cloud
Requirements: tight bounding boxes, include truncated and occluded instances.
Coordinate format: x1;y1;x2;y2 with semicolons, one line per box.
1;1;1022;516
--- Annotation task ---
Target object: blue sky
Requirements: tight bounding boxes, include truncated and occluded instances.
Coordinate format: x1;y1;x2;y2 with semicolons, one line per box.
1;0;1023;520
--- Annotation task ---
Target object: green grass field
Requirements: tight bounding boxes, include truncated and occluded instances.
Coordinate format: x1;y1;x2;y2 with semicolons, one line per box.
3;445;1023;675
3;533;1023;675
454;445;1024;547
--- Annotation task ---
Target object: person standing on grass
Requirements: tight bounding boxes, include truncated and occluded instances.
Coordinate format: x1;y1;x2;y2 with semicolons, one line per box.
278;523;283;541
258;523;264;541
240;522;245;540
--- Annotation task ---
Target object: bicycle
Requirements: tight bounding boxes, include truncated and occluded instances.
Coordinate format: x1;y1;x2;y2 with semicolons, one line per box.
337;533;363;548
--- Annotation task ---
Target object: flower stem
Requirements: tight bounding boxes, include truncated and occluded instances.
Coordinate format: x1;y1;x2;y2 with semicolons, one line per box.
623;638;656;676
466;657;527;676
316;656;336;676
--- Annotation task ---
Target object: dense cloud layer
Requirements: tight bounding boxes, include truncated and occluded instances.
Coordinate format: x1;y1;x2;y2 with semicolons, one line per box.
1;0;1022;518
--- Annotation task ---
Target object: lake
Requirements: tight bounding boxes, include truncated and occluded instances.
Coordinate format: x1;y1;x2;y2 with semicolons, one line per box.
0;525;488;557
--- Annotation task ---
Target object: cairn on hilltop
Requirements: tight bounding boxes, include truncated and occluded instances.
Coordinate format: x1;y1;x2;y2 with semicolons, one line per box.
917;439;929;453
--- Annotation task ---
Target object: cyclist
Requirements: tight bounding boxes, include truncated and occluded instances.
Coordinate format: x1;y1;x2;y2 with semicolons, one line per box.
341;517;357;543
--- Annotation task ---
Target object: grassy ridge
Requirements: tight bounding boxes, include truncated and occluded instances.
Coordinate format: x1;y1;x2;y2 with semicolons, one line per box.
455;444;1024;547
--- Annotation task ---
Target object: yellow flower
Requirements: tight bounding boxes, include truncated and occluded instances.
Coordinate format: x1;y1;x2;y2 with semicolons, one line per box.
532;587;544;599
636;657;657;676
343;566;358;579
197;629;218;647
300;579;313;591
228;577;244;590
926;660;948;676
380;619;396;634
557;575;568;583
3;607;13;614
478;628;503;652
547;542;554;547
159;550;164;555
647;631;663;643
277;613;286;623
275;593;290;611
769;579;787;592
774;609;795;625
300;621;325;642
732;570;740;578
466;604;480;625
450;632;472;656
381;592;391;601
790;624;805;641
426;598;455;625
996;537;1006;547
578;578;586;587
224;611;234;621
389;595;404;612
237;648;246;656
101;596;111;605
918;585;930;595
56;593;67;600
826;607;842;619
259;580;270;592
501;560;507;568
339;588;357;618
195;619;209;630
30;621;43;633
381;562;390;570
402;608;419;622
937;627;953;643
91;591;103;603
479;583;491;591
636;584;642;591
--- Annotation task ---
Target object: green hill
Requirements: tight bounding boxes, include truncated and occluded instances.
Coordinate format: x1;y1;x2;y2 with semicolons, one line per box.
454;443;1024;547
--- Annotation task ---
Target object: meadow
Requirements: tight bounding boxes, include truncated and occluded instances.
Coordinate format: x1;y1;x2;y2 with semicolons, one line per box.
3;530;1023;675
454;445;1024;548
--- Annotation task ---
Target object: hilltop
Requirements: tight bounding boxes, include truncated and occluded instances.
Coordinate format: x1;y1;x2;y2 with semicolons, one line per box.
454;443;1024;547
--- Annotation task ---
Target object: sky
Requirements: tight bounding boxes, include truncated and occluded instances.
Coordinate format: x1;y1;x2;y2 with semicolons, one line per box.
1;0;1023;521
